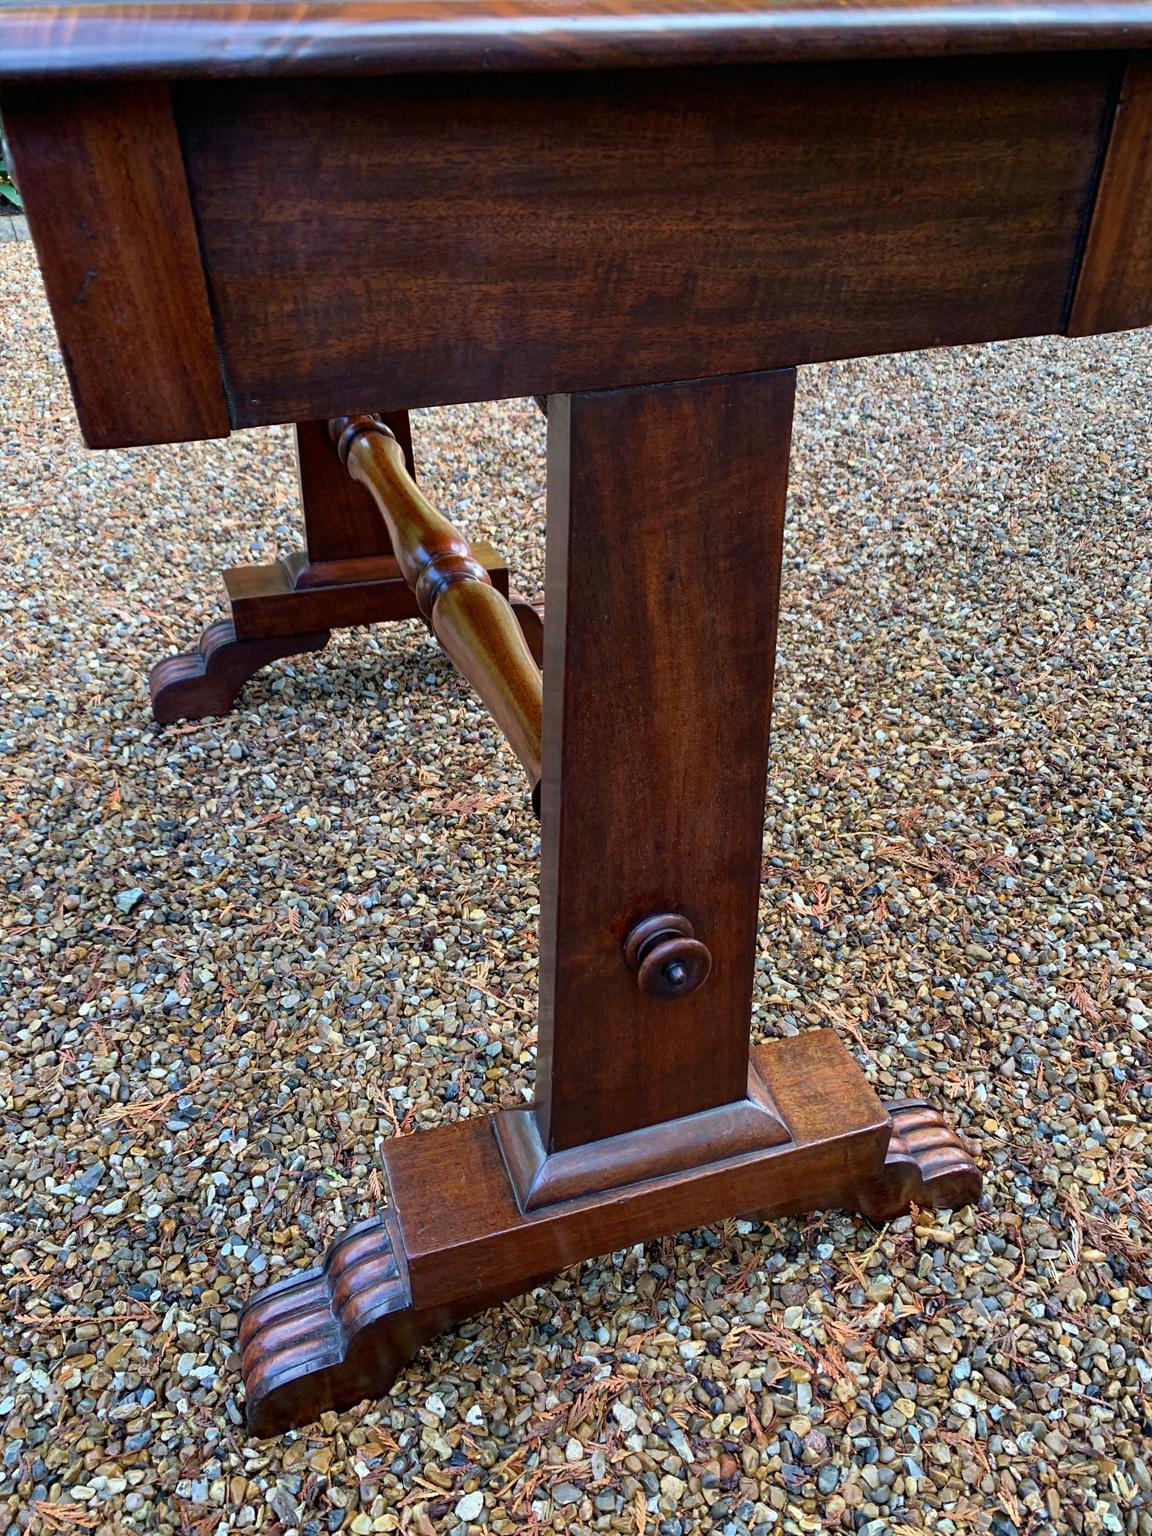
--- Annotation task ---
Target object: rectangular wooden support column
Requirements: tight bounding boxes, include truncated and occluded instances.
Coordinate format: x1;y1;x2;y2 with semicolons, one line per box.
293;413;415;563
533;370;796;1152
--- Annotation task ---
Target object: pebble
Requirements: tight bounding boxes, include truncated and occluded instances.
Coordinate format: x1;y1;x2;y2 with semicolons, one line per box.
454;1491;485;1521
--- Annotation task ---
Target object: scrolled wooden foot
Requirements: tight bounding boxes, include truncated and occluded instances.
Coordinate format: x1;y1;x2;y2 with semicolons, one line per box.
149;619;330;723
855;1097;982;1221
239;1031;987;1436
241;1213;554;1435
240;1216;421;1437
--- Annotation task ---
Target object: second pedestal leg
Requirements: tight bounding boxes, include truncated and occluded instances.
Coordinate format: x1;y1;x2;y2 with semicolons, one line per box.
149;412;542;719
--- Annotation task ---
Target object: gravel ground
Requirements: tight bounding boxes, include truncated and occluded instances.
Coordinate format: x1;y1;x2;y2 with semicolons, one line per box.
1;238;1150;1536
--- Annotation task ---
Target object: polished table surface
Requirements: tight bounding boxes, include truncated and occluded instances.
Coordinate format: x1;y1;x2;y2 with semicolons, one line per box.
3;0;1152;76
3;0;1148;1437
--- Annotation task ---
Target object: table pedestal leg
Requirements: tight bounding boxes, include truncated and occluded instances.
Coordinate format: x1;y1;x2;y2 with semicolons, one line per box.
148;414;542;721
240;1033;979;1436
238;371;981;1435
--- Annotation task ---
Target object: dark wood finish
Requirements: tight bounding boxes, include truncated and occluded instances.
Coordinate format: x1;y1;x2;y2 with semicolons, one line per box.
296;416;398;562
1068;53;1152;336
29;10;1152;1443
495;1057;788;1212
175;59;1113;425
239;1030;981;1435
223;542;511;641
147;402;540;721
534;372;794;1152
624;912;713;1001
147;544;516;722
334;414;543;803
181;61;1112;424
1;83;229;448
508;595;544;668
3;0;1151;81
149;620;331;724
1;59;1123;440
856;1099;985;1222
147;536;538;725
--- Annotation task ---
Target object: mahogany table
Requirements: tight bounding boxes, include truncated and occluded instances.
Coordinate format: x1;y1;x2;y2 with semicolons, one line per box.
4;1;1149;1437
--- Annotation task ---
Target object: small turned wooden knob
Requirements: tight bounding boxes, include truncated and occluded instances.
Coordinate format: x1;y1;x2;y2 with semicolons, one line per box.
624;913;711;1001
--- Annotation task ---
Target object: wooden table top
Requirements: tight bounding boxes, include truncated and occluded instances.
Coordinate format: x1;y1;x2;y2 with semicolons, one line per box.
3;0;1152;79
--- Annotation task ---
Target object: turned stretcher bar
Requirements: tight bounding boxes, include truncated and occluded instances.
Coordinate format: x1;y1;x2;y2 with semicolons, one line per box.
329;414;543;811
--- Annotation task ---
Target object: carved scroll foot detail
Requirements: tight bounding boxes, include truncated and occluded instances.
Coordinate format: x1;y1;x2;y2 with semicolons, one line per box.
149;619;331;723
240;1216;423;1437
855;1097;982;1222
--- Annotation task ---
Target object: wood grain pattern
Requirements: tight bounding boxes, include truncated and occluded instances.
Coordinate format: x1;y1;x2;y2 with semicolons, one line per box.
296;415;405;563
177;58;1113;426
146;406;546;722
495;1058;789;1212
148;545;518;719
239;1029;981;1434
2;83;229;448
1068;53;1152;336
148;619;331;723
222;541;512;640
3;0;1151;81
534;371;794;1152
855;1099;983;1220
145;402;537;722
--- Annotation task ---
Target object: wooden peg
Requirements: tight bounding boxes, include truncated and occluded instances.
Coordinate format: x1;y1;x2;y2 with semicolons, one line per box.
624;912;712;1000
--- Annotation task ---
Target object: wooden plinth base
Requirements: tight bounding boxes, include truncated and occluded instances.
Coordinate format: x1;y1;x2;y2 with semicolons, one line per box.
239;1029;980;1436
148;547;544;722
